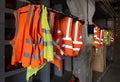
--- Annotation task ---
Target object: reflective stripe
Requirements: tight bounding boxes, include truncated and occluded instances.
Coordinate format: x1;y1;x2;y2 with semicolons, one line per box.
57;30;61;34
40;39;44;44
32;54;39;59
96;37;100;40
37;38;41;43
28;5;32;25
73;41;83;44
80;36;82;39
54;52;61;60
49;12;52;27
24;52;31;58
94;30;97;33
15;10;18;38
74;21;78;41
62;44;72;49
73;48;80;51
56;39;60;44
44;41;53;46
53;41;64;55
66;18;72;38
37;38;44;44
42;29;51;34
26;38;32;44
94;41;100;44
40;51;44;56
94;35;97;38
62;37;72;41
24;51;44;60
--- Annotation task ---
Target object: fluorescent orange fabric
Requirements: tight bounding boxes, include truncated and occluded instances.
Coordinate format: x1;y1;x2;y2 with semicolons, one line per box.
60;17;73;56
10;5;35;66
93;25;100;48
30;5;44;68
52;18;64;70
99;29;104;47
21;5;36;67
72;21;83;56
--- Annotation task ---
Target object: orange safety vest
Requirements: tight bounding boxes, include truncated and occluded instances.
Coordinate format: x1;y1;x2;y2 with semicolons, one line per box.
51;17;64;70
72;21;83;56
99;29;104;47
60;17;73;56
93;25;100;48
21;5;37;68
10;5;35;66
30;5;44;68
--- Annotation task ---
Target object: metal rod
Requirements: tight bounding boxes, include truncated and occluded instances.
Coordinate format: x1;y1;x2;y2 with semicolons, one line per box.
18;0;84;24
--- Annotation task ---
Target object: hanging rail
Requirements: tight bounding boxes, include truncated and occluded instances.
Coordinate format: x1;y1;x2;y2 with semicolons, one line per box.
18;0;84;24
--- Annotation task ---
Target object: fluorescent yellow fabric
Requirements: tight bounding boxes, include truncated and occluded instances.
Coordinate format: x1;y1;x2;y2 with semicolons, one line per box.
41;5;54;61
26;63;46;81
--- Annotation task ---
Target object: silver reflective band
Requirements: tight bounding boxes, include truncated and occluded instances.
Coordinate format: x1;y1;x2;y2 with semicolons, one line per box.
24;52;31;58
62;44;72;49
42;29;51;34
24;52;44;60
15;10;18;37
37;38;41;43
54;52;61;60
44;41;53;46
73;41;83;44
62;37;72;41
80;36;82;39
28;5;32;25
73;48;80;51
57;30;61;33
53;41;64;55
32;54;39;59
26;38;33;44
56;39;60;44
37;38;43;44
40;51;44;56
94;41;100;44
49;12;52;27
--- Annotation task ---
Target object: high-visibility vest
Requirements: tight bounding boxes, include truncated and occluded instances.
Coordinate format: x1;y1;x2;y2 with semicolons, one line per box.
93;25;100;48
21;5;38;68
41;5;54;62
60;17;73;56
30;5;44;68
103;30;110;46
52;18;64;70
99;29;104;47
72;21;83;56
10;5;36;67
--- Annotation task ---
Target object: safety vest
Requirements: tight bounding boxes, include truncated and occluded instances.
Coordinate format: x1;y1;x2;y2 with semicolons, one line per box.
21;5;39;68
30;5;44;68
99;29;104;47
10;5;35;67
93;25;100;48
72;21;83;56
61;17;73;56
52;17;64;70
41;5;54;62
103;30;110;46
